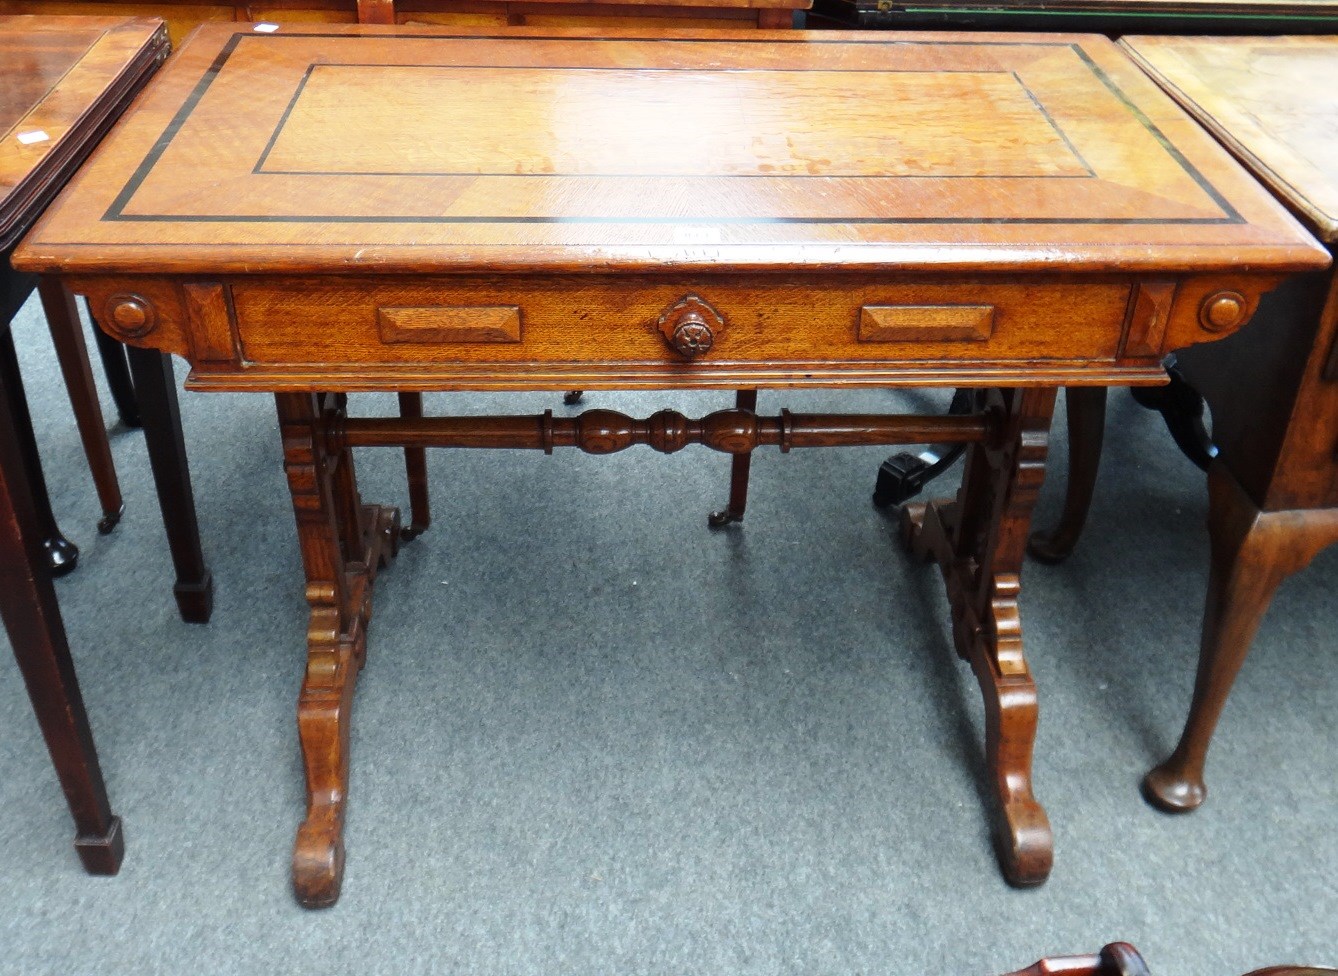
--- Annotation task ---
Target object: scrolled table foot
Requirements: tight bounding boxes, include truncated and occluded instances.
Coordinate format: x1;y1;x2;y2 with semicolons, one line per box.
293;815;346;909
74;815;125;875
995;795;1054;887
1141;758;1206;813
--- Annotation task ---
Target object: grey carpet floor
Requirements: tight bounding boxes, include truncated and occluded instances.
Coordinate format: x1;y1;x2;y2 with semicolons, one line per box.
0;293;1334;976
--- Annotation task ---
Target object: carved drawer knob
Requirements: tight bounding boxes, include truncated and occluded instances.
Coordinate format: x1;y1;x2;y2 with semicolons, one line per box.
1199;291;1247;332
106;294;155;337
657;294;725;360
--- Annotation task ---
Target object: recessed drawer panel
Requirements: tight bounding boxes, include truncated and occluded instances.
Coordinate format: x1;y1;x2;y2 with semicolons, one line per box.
377;305;522;344
230;276;1131;371
858;304;996;343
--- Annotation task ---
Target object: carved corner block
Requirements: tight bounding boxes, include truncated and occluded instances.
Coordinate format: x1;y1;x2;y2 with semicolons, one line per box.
75;280;189;359
1159;275;1285;354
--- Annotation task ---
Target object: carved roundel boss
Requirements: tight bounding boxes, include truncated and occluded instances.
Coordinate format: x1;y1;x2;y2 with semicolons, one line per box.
656;294;726;359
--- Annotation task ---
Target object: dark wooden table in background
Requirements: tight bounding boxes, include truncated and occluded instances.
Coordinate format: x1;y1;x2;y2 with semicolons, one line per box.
811;0;1338;34
16;22;1326;906
0;14;172;874
1115;34;1338;813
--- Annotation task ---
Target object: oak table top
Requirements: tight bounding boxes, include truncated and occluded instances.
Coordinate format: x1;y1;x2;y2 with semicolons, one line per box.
14;23;1330;906
1121;34;1338;243
18;26;1321;276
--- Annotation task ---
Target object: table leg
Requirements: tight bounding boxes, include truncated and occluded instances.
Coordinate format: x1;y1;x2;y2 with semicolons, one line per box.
396;392;431;541
900;387;1057;886
276;392;399;909
0;366;123;874
39;279;124;534
1143;462;1338;812
87;299;141;429
708;388;758;527
124;347;213;624
1027;385;1106;564
0;323;78;575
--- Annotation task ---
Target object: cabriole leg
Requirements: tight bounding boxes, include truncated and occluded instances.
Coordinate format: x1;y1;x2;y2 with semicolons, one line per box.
1028;385;1107;564
1143;462;1338;812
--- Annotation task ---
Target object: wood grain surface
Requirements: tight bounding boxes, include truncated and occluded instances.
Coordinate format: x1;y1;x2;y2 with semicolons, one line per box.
1122;34;1338;242
897;0;1338;11
0;0;807;49
14;24;1327;276
1;15;168;249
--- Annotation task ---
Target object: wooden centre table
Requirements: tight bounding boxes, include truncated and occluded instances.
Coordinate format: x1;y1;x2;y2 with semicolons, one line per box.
14;22;1328;907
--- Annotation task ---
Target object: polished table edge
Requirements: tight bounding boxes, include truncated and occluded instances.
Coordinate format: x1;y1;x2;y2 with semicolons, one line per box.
0;17;170;251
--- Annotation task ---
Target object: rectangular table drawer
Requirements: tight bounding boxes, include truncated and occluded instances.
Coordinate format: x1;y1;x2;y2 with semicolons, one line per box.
229;276;1132;374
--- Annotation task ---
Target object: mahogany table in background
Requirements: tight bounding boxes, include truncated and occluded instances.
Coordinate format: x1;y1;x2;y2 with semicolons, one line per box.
811;0;1338;34
0;0;807;47
16;23;1325;906
1112;35;1338;812
0;15;172;573
1001;944;1337;976
0;14;174;873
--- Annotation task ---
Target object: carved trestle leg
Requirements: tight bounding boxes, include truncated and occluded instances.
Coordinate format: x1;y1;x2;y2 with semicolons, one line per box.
709;389;758;527
276;392;399;909
1142;461;1338;812
900;387;1057;886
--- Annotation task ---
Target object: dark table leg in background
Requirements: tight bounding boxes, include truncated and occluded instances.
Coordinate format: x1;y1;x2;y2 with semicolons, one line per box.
0;366;123;874
1027;386;1108;564
0;324;79;576
124;347;213;624
87;300;140;430
39;279;125;534
709;388;758;527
